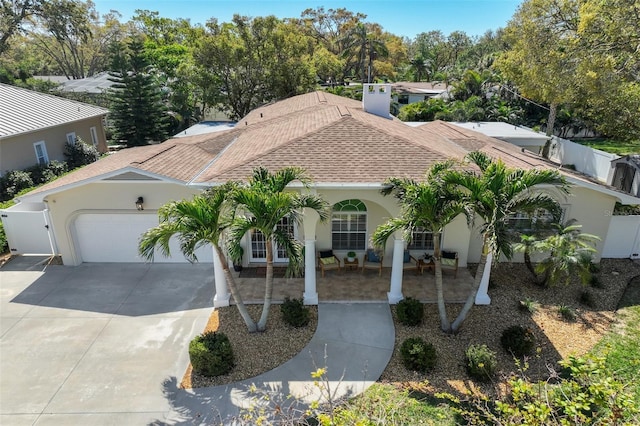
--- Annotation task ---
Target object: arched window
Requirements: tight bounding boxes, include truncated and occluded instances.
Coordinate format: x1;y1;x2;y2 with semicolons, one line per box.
332;199;367;250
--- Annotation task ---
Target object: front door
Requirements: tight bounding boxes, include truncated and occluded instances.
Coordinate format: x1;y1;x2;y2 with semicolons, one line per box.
249;217;294;263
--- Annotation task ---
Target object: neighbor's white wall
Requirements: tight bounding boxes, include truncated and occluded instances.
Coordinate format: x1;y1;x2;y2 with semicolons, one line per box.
550;136;618;182
45;181;202;265
603;215;640;258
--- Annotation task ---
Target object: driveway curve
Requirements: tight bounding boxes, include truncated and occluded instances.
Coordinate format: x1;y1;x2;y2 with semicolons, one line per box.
164;303;395;425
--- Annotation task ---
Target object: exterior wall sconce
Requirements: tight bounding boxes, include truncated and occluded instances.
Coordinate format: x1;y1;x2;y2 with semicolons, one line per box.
135;196;144;211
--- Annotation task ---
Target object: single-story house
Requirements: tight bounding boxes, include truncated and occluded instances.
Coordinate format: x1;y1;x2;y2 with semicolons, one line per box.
0;83;109;176
609;155;640;198
391;81;450;105
5;84;639;306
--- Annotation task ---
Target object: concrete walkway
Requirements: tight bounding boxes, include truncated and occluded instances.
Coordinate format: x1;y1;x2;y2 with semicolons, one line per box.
1;257;395;425
162;303;395;425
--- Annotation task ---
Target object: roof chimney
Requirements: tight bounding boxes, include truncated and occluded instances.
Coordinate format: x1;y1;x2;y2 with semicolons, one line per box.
362;83;392;119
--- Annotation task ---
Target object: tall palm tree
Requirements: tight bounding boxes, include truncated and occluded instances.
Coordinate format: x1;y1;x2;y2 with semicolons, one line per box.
229;167;329;332
342;22;389;83
138;185;258;332
371;162;469;333
445;151;570;333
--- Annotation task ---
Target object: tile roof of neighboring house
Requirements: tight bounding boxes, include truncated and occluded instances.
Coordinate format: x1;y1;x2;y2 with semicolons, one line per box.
0;83;108;139
19;90;636;204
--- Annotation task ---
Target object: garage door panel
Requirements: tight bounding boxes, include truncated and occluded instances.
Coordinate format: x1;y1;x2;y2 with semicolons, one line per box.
74;214;213;263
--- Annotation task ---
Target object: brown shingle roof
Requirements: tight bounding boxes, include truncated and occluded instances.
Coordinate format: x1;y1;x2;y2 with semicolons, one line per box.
23;91;625;201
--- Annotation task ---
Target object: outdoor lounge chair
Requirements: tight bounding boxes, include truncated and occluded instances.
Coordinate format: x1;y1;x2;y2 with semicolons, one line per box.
441;250;459;278
317;249;341;277
362;248;383;276
402;250;420;275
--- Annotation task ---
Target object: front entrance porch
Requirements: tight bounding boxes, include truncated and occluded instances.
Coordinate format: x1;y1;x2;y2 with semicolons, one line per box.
229;267;475;304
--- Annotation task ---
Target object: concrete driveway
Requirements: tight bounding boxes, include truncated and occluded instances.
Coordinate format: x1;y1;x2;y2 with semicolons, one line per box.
0;257;214;425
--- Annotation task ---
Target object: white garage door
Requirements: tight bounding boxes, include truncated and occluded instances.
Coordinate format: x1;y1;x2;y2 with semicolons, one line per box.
74;213;214;263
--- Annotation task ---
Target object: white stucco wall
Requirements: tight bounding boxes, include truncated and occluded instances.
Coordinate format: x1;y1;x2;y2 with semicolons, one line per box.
44;181;202;265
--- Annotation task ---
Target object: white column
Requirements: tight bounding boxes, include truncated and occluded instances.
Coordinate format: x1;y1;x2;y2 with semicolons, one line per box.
212;246;230;307
475;252;492;305
388;238;405;304
303;239;318;305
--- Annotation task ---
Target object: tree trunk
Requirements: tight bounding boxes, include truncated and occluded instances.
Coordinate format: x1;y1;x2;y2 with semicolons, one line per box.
257;238;274;331
433;234;451;333
542;103;558;158
214;244;257;333
451;239;489;333
523;247;538;282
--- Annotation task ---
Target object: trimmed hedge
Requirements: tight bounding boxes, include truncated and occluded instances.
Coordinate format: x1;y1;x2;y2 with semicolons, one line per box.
396;297;424;326
400;337;437;373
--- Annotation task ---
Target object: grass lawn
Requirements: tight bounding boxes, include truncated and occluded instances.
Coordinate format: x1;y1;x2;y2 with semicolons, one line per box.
573;138;640;156
592;275;640;405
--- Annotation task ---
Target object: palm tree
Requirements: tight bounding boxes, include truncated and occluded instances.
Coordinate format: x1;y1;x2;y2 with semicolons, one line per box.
409;55;429;82
342;22;389;83
138;185;258;332
532;219;600;287
228;167;329;332
445;151;570;333
371;162;469;333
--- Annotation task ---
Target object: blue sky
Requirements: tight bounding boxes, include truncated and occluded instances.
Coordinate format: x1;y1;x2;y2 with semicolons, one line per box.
93;0;522;38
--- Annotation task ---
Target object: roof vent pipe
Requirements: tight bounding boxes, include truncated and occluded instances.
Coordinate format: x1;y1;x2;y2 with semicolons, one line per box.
362;83;392;119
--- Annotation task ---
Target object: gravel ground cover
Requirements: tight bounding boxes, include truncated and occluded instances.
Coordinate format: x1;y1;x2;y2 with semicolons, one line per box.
182;259;639;394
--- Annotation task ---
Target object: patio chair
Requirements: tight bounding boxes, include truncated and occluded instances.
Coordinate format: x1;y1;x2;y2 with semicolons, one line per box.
402;250;420;275
362;248;383;276
317;249;341;277
441;250;459;278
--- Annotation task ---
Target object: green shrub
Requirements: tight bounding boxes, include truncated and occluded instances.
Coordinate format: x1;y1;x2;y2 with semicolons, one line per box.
558;304;576;322
400;337;437;373
24;161;68;185
518;297;539;314
0;170;33;201
188;331;234;377
396;297;424;326
579;290;596;308
501;325;536;357
64;137;100;169
0;221;7;253
280;297;310;327
449;353;639;424
465;344;497;381
588;261;601;274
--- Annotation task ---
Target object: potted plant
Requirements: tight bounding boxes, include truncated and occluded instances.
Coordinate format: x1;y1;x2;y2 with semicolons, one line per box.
232;246;244;272
347;251;356;262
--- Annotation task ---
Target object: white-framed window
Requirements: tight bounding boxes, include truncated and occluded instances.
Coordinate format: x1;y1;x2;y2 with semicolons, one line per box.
407;228;442;251
90;126;98;147
507;207;567;231
66;132;76;145
331;199;367;250
249;217;296;263
33;141;49;165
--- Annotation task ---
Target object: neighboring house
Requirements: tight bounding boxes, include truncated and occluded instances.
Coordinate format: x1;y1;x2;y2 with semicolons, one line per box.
609;155;640;197
449;121;550;155
391;81;449;105
0;83;109;176
4;84;639;307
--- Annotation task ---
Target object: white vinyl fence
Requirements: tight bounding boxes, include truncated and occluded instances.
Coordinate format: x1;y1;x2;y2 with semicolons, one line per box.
1;202;56;255
602;215;640;259
550;137;619;183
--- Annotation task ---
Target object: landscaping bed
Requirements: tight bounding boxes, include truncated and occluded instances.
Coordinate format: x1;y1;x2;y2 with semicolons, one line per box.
182;259;639;396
